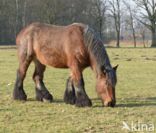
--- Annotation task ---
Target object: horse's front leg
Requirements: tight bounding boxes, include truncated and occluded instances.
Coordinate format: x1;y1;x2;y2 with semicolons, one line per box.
71;67;92;107
33;60;53;102
64;77;76;104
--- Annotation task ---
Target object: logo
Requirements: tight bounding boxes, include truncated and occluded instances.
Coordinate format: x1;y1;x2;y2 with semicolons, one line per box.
122;121;155;132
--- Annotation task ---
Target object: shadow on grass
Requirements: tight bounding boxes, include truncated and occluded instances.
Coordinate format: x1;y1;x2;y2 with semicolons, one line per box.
53;99;64;103
92;97;156;108
116;97;156;108
27;97;156;108
27;98;64;103
116;103;156;108
0;108;13;112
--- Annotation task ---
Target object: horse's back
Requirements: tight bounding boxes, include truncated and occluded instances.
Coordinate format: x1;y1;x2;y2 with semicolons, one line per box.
16;22;89;68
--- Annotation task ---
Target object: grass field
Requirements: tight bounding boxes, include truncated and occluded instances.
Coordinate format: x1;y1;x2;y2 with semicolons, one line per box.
0;47;156;133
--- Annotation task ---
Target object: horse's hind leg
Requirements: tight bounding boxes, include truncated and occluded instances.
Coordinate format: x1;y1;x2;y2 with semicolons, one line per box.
13;55;32;100
64;77;76;105
33;60;53;102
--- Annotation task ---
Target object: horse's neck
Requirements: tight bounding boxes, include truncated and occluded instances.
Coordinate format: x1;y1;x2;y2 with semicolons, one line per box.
93;44;112;71
83;26;112;73
90;49;112;76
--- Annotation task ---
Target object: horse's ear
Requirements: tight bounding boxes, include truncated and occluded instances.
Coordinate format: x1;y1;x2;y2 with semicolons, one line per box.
113;65;118;71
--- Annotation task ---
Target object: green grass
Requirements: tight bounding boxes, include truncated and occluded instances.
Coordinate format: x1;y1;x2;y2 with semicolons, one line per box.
0;47;156;133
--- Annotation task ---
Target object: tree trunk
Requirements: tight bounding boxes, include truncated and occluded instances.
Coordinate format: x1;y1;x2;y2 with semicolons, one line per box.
130;12;136;48
132;29;136;48
116;31;120;47
22;0;27;27
142;34;146;48
151;30;156;47
15;0;19;37
99;17;103;39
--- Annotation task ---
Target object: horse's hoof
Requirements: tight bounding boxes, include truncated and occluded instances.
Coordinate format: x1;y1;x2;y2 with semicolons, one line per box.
64;97;76;105
36;89;53;102
13;89;27;101
43;93;53;102
75;96;92;107
64;91;76;105
64;98;75;105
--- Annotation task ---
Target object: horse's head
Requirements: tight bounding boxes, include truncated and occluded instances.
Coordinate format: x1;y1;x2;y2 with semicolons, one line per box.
96;65;118;107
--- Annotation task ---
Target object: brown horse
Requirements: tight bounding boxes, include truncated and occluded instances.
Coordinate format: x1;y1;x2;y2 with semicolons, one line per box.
13;22;118;107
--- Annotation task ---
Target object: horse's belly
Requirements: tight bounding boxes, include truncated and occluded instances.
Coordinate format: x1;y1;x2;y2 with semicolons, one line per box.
36;51;68;68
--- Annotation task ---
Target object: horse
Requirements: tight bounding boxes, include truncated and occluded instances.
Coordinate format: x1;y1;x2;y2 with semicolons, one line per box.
13;22;118;107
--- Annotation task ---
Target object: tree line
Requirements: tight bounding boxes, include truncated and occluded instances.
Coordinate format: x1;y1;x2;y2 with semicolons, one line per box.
0;0;156;47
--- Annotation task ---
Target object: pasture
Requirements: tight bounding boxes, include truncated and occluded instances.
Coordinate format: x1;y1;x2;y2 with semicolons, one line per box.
0;47;156;133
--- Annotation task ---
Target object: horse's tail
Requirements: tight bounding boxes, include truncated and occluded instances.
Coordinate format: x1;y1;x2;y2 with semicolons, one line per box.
16;26;34;60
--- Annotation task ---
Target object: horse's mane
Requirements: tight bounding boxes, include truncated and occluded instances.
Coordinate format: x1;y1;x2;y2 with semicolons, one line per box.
83;25;112;72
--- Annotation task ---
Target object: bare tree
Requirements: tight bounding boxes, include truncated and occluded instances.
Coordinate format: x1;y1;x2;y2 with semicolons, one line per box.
22;0;27;27
0;0;115;44
134;0;156;47
92;0;107;39
15;0;19;37
15;0;28;35
109;0;121;47
44;0;57;24
137;23;149;48
141;27;146;48
123;1;137;47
